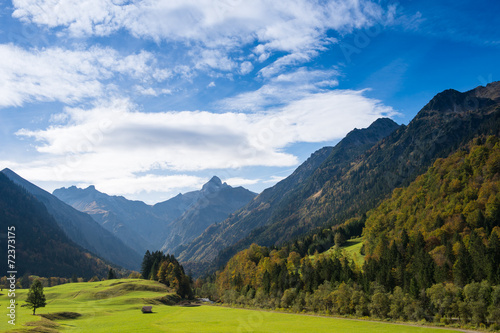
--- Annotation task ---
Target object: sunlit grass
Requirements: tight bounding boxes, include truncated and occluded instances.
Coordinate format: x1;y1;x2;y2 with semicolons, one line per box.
0;278;465;333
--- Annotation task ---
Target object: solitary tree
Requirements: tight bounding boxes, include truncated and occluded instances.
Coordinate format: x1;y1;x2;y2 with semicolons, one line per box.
24;279;46;315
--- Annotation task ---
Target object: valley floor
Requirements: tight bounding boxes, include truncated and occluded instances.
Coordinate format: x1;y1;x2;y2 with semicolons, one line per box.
0;279;483;333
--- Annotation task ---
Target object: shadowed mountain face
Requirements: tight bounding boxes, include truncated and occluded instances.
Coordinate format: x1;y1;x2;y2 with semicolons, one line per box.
0;172;134;275
175;118;401;268
53;176;256;255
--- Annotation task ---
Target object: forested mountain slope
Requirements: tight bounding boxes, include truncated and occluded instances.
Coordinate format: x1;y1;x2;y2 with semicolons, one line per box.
2;168;142;270
0;173;114;278
200;82;500;273
362;136;500;286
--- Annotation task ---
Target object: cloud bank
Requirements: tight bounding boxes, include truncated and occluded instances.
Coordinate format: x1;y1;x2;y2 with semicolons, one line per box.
15;90;394;193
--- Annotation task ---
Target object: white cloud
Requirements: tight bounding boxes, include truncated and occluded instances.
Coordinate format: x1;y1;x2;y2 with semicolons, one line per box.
194;49;238;72
78;174;205;197
14;89;395;194
219;68;340;111
12;0;394;78
224;177;261;187
0;44;170;108
240;61;253;75
207;81;216;88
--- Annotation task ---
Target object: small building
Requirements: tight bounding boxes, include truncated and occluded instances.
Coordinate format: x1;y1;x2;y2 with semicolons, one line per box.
141;306;153;313
198;298;214;304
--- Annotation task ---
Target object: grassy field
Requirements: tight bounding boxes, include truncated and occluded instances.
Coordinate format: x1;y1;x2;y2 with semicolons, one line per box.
0;278;470;333
310;236;365;266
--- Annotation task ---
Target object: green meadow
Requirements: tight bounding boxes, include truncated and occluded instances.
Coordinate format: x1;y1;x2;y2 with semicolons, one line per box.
0;279;472;332
310;236;365;266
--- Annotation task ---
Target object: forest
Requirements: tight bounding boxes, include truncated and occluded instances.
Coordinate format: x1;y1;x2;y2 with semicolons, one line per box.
194;136;500;330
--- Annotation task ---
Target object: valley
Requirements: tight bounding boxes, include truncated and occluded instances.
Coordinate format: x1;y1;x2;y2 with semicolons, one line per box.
1;82;500;332
0;279;479;333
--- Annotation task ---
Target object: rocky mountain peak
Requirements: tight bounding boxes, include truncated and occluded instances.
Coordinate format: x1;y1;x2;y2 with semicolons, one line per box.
201;176;227;193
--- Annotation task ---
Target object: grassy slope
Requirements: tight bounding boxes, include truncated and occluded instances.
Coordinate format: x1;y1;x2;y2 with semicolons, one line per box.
310;237;365;267
0;279;468;333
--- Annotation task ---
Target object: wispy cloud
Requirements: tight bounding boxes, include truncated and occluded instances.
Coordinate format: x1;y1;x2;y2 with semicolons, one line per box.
11;0;394;79
219;67;339;111
0;44;170;108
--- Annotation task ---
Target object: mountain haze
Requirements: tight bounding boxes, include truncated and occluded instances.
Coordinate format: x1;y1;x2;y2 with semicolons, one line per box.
162;176;257;253
54;176;256;255
53;185;166;254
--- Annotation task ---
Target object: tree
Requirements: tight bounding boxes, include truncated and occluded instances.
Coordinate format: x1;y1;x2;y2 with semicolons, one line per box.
24;279;46;315
107;268;116;280
20;273;31;289
453;241;472;287
370;291;390;319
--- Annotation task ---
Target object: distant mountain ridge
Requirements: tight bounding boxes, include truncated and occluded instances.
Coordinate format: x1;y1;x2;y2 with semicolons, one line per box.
53;176;256;255
53;185;166;255
162;176;257;253
1;168;142;270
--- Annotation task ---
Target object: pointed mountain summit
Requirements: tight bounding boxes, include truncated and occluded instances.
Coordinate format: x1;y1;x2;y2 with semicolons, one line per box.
206;175;223;186
176;117;401;268
1;168;142;270
161;177;257;253
54;176;257;255
201;176;228;194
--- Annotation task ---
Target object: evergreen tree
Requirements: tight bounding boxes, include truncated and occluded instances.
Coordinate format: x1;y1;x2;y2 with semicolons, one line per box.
468;231;487;282
107;268;116;280
141;250;152;279
453;242;472;287
487;232;500;284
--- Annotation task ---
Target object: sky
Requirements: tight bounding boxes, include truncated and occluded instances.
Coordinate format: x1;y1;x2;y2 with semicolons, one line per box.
0;0;499;204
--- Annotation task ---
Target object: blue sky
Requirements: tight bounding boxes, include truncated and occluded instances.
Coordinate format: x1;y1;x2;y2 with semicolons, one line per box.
0;0;499;203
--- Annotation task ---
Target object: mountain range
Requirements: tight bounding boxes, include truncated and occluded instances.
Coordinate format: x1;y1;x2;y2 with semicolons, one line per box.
53;176;256;256
174;118;400;267
2;81;499;279
177;82;500;274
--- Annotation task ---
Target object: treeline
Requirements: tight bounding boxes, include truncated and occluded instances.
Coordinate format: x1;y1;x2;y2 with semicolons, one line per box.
141;251;192;298
0;271;140;290
194;136;500;330
0;275;74;289
196;243;499;329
